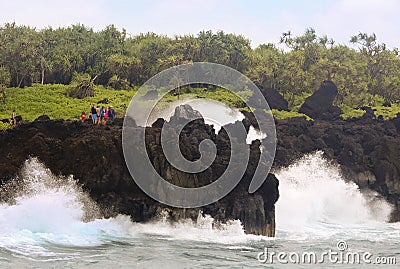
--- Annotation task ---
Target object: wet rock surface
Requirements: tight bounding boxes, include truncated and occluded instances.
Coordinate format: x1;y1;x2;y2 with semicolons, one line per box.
1;107;399;235
0;112;279;236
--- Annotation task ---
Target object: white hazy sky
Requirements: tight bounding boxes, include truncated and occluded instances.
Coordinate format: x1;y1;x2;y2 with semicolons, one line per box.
0;0;399;48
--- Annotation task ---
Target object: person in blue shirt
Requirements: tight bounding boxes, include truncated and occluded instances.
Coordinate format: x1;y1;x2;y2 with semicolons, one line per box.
108;106;116;120
100;106;106;124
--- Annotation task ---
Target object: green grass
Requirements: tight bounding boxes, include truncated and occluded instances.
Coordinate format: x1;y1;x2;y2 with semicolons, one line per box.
0;122;9;130
271;109;311;120
1;84;398;128
340;104;400;120
339;104;366;120
0;84;248;124
0;84;136;121
373;105;400;120
123;86;254;116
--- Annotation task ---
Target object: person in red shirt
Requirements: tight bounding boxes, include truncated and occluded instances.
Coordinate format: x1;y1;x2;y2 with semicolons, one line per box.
81;112;87;122
105;106;109;120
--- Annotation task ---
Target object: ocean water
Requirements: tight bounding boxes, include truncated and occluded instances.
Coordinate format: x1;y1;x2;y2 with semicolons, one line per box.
0;153;399;268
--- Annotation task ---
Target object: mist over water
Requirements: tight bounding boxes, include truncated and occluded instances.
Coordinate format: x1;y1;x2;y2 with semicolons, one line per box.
0;154;398;268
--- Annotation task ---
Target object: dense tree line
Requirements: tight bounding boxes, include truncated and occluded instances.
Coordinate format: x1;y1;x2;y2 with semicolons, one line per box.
0;23;399;107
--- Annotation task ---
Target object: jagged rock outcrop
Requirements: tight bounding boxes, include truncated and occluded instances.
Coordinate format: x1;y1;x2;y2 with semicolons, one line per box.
0;110;279;236
250;87;289;111
299;80;343;120
1;105;399;233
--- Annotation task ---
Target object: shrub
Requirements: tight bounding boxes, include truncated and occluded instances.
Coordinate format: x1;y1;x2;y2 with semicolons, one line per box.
342;92;384;108
373;105;400;120
107;75;131;90
271;109;312;120
339;104;366;120
339;103;400;120
288;92;312;112
0;66;10;86
0;122;9;130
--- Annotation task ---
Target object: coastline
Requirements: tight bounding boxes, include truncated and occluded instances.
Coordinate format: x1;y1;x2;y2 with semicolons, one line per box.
1;111;399;236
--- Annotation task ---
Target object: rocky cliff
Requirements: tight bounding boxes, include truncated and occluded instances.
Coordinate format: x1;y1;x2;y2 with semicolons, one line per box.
244;112;400;221
1;109;399;236
0;113;279;237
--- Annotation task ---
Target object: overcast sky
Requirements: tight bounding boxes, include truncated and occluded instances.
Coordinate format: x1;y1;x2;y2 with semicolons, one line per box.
0;0;399;48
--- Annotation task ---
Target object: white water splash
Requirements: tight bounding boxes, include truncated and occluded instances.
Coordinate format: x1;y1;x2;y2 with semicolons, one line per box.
0;158;257;259
146;98;266;143
275;151;393;239
0;155;399;267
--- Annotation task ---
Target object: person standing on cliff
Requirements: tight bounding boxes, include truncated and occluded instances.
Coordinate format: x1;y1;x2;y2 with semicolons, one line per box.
10;110;16;126
91;104;97;124
105;106;109;121
108;106;115;120
96;106;101;125
100;106;106;125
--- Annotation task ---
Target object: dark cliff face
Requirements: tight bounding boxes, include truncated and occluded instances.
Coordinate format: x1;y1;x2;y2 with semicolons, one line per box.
0;116;279;237
1;111;399;234
230;109;400;221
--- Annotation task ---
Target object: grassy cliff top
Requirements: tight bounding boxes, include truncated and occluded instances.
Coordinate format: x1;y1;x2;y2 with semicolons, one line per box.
1;84;399;128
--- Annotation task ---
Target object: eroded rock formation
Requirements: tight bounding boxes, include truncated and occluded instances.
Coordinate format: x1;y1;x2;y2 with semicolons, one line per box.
1;105;399;236
0;108;279;236
299;80;343;120
250;87;289;111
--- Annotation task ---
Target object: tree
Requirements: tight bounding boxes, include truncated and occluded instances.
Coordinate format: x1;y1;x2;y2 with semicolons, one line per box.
373;50;400;103
246;43;282;89
0;23;40;87
0;84;6;104
0;66;9;104
127;32;172;84
0;66;10;86
107;74;130;90
280;28;333;70
0;22;398;107
105;54;132;80
351;32;400;103
69;73;95;99
279;50;308;106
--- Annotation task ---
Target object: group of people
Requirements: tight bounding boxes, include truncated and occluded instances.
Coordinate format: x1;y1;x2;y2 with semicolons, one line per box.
81;104;116;125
